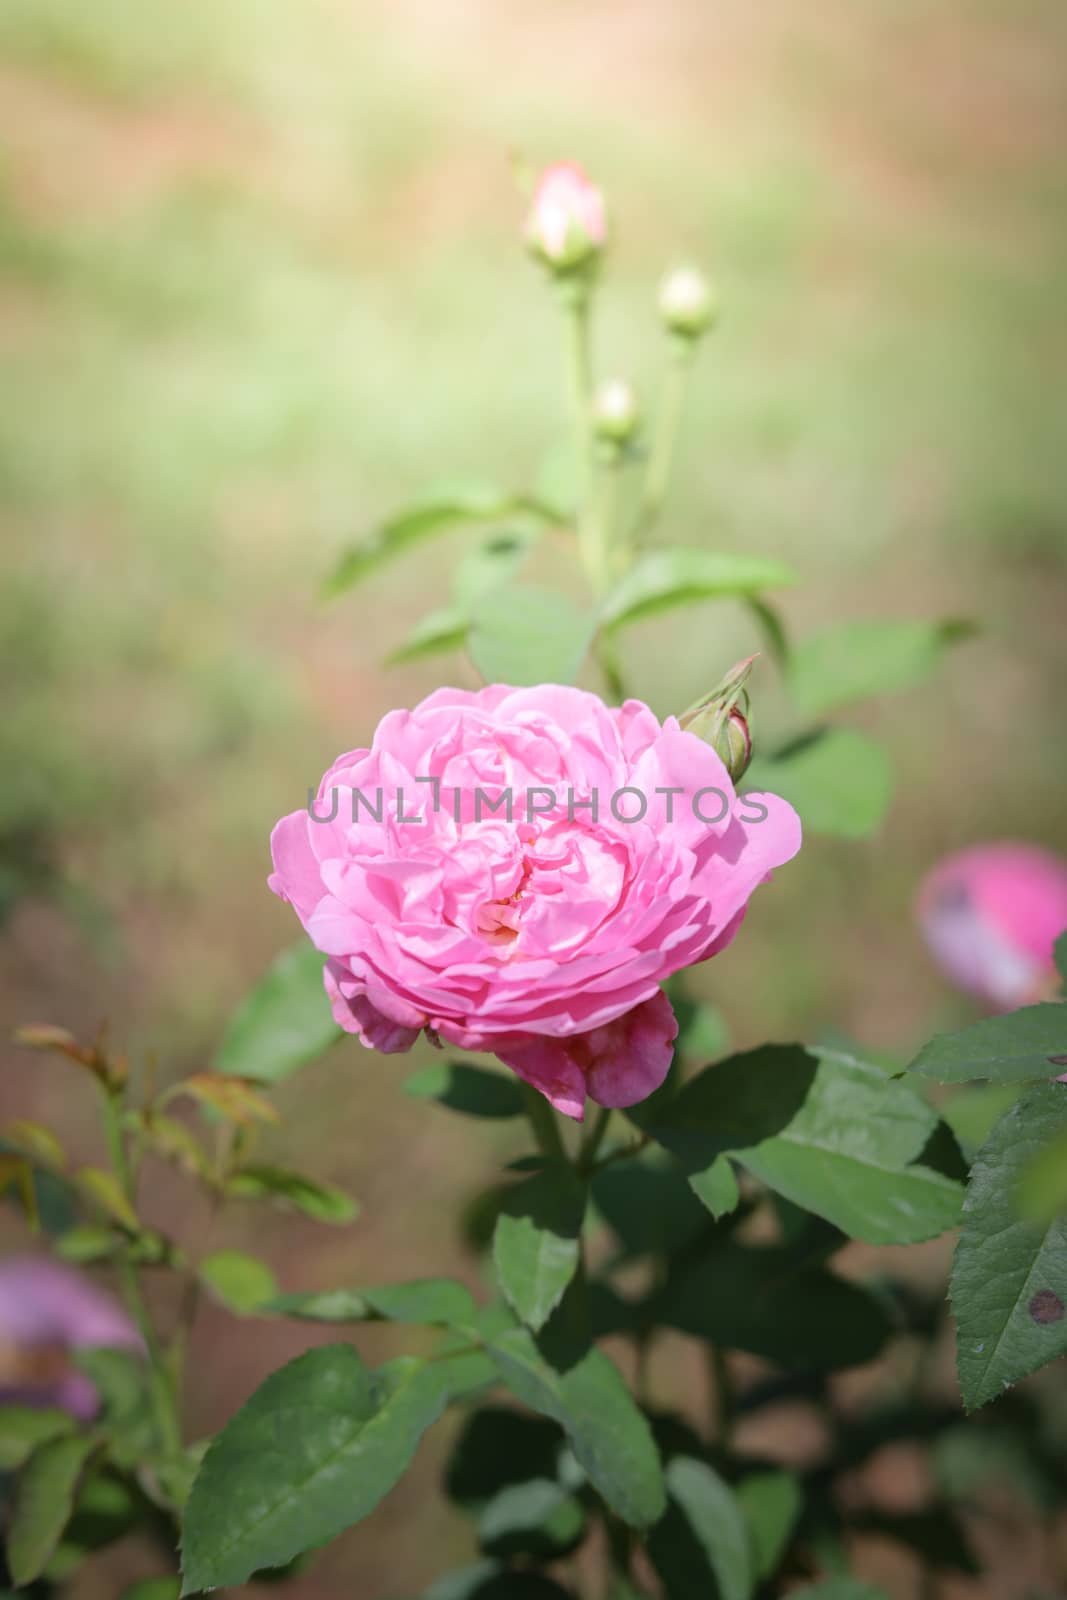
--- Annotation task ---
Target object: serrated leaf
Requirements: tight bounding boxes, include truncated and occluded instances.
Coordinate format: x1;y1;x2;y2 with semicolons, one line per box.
8;1433;101;1585
908;1003;1067;1084
76;1167;138;1231
215;942;341;1085
324;481;543;597
951;1082;1067;1410
269;1277;476;1327
3;1120;65;1170
745;728;893;840
0;1407;74;1470
648;1456;753;1600
198;1250;278;1315
734;1049;964;1245
469;584;594;687
180;1347;447;1592
404;1062;525;1119
226;1165;358;1223
592;1161;711;1259
167;1073;279;1126
386;608;469;666
601;549;797;631
493;1166;587;1331
789;618;974;716
1018;1127;1067;1221
483;1326;665;1529
658;1242;890;1369
737;1470;802;1579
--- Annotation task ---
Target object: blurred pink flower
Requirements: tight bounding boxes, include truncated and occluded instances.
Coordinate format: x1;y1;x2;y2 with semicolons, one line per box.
526;162;606;268
0;1256;142;1419
917;842;1067;1012
270;684;801;1119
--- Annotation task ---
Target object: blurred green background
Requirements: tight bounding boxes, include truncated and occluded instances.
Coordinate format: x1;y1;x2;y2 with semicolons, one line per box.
2;0;1066;1593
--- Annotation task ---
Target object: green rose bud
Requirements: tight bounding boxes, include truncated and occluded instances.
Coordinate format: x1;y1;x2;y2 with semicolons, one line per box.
658;265;718;340
678;655;756;782
592;378;640;446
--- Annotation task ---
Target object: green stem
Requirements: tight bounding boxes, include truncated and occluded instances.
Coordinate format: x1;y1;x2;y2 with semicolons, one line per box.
708;1342;735;1450
558;279;604;593
520;1082;568;1165
98;1086;183;1459
578;1105;612;1174
636;334;696;542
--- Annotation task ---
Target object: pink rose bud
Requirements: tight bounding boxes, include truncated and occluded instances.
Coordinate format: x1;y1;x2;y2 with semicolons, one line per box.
526;162;606;272
678;656;756;784
659;265;718;339
270;683;800;1120
0;1256;143;1419
592;378;640;445
917;843;1067;1012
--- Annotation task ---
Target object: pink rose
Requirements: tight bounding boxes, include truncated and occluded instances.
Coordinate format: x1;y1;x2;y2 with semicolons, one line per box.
270;685;801;1119
526;162;606;269
917;842;1067;1012
0;1256;142;1419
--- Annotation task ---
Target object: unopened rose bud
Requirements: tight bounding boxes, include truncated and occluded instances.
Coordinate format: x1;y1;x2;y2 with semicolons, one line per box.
592;378;640;445
679;655;756;782
526;162;606;273
659;265;717;340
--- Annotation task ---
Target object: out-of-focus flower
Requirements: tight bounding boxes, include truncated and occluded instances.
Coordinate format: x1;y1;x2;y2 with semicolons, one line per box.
679;656;755;784
0;1257;142;1419
917;843;1067;1012
270;684;801;1120
659;265;717;339
592;378;640;445
526;162;606;272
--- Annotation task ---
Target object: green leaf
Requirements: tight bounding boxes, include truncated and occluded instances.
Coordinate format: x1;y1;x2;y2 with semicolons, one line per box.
745;728;893;840
71;1348;156;1465
737;1470;802;1579
908;1003;1067;1084
789;618;975;716
324;481;544;597
453;530;538;609
493;1165;587;1331
735;1049;964;1245
215;941;341;1085
8;1433;101;1586
198;1249;278;1315
477;1478;585;1559
648;1456;753;1600
54;1223;119;1264
181;1347;448;1593
269;1277;476;1327
469;584;594;687
484;1326;665;1529
658;1243;890;1369
225;1165;358;1224
0;1407;73;1470
1055;929;1067;985
940;1084;1022;1159
404;1062;525;1119
1018;1127;1067;1221
646;1043;818;1175
951;1082;1067;1410
386;608;469;666
445;1407;565;1508
688;1158;741;1218
592;1160;711;1259
601;548;797;631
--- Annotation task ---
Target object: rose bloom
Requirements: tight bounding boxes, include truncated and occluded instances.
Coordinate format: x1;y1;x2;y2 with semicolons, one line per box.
526;161;606;268
271;686;800;1119
917;842;1067;1012
0;1256;142;1419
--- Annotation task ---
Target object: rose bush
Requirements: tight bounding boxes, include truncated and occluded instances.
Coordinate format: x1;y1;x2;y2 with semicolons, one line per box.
269;683;800;1117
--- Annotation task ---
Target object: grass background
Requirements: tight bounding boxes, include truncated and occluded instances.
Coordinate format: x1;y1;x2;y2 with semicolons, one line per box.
1;0;1066;1593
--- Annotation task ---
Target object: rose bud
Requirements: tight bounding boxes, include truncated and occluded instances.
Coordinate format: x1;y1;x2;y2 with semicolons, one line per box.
917;843;1067;1013
0;1256;143;1419
526;162;607;273
678;655;756;783
659;265;718;340
592;378;640;446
